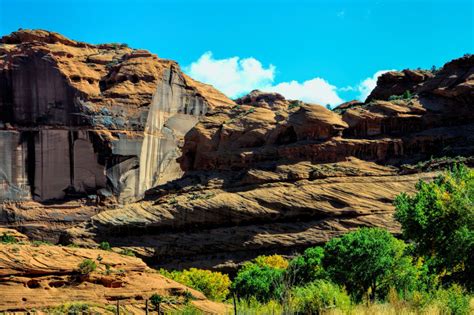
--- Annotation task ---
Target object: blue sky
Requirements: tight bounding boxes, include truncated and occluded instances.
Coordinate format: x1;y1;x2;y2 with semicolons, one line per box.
1;0;473;104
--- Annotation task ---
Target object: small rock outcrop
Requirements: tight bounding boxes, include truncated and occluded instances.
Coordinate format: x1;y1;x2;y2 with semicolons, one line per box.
0;230;226;313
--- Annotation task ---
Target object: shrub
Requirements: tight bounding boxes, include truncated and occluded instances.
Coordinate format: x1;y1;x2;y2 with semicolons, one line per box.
291;280;351;313
1;232;18;244
287;246;325;285
388;90;413;101
323;228;417;301
160;268;230;302
119;249;135;257
49;302;90;314
77;259;97;275
433;284;471;315
395;164;473;289
235;298;283;315
150;293;164;312
99;241;111;251
232;263;284;302
254;255;289;270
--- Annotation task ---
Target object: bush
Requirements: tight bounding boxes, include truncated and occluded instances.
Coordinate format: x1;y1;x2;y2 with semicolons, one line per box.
77;259;97;275
232;263;284;302
99;241;111;251
254;255;289;270
433;284;471;315
291;280;351;313
150;293;164;312
287;246;325;285
388;90;413;101
323;228;417;301
119;249;135;257
395;164;473;289
160;268;230;302
1;232;18;244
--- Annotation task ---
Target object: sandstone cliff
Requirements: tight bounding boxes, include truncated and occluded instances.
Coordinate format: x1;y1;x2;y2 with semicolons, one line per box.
0;29;234;203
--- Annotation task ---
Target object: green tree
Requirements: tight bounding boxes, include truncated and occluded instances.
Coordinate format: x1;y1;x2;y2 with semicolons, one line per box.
232;263;284;302
395;164;473;289
150;293;163;313
323;228;416;301
287;246;325;285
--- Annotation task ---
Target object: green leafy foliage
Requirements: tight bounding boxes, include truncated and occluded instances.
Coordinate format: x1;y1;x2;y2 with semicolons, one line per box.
77;259;97;275
253;254;289;270
388;90;413;101
433;284;471;315
1;232;18;244
99;241;111;251
291;280;351;313
287;246;325;285
119;248;135;256
395;164;473;289
232;263;284;302
323;228;417;301
159;268;230;301
150;293;164;311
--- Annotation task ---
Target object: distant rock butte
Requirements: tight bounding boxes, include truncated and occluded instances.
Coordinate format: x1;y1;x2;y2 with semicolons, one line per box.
0;30;473;275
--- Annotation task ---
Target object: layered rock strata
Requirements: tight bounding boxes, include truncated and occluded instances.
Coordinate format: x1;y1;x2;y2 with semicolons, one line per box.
0;229;226;313
0;29;233;203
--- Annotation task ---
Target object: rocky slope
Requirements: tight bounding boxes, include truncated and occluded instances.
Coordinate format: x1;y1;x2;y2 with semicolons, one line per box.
0;228;226;313
1;30;473;272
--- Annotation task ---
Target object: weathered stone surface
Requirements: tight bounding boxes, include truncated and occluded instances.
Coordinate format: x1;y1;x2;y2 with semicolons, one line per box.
367;69;434;101
66;158;438;270
0;29;234;203
0;240;226;313
63;55;474;270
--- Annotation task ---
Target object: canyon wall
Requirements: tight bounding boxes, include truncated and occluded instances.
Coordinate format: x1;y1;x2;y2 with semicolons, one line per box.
1;30;473;271
66;55;474;270
0;30;234;203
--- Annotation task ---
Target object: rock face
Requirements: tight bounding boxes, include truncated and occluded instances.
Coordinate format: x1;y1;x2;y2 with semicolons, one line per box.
0;230;226;313
64;54;474;270
0;29;234;203
1;30;473;272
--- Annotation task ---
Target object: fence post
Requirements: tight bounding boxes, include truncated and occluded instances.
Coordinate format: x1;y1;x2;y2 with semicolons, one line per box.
145;299;149;315
232;292;237;315
116;300;120;315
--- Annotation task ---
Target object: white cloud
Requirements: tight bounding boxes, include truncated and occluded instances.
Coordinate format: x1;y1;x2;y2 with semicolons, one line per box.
262;78;343;106
355;70;394;101
337;10;345;18
185;52;344;106
185;51;275;98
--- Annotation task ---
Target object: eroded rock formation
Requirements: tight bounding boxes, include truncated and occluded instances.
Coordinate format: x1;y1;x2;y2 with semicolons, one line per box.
0;29;234;203
64;55;474;270
1;30;473;273
0;228;226;313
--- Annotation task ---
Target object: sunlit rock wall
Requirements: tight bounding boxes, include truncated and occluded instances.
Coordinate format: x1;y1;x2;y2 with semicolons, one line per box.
119;68;208;202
